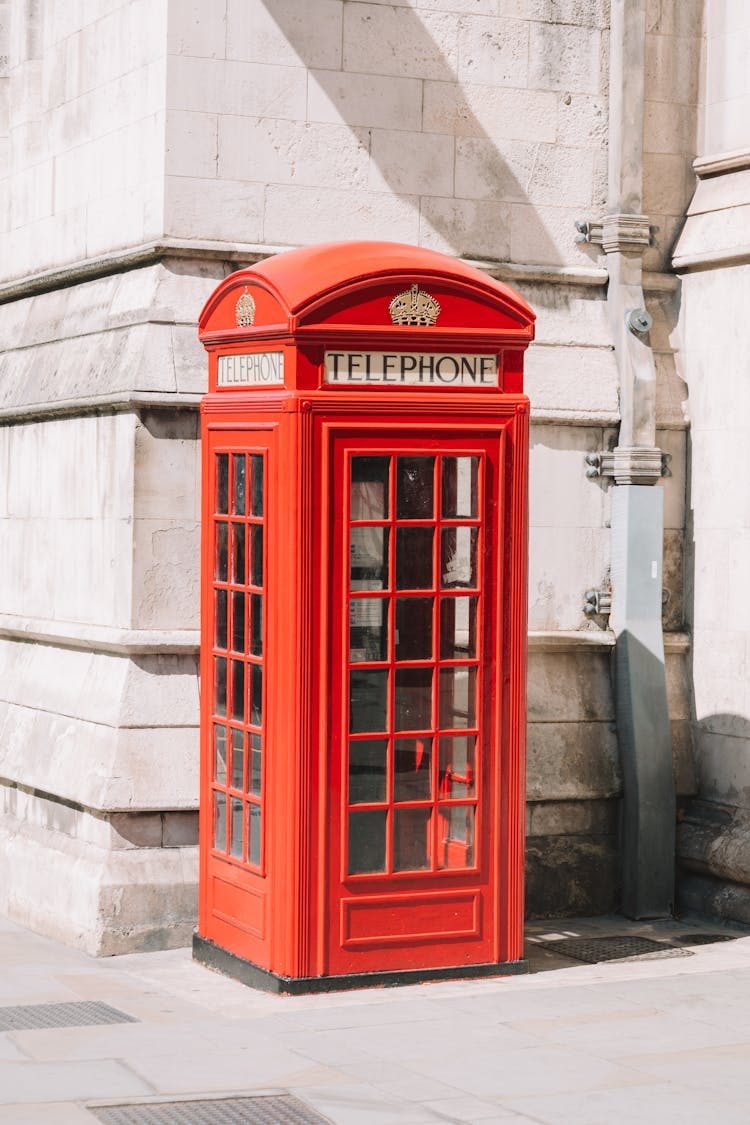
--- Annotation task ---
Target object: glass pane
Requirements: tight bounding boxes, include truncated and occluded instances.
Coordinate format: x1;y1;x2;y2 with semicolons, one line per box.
439;735;476;798
230;797;243;858
232;523;246;584
350;597;388;662
249;663;263;726
248;803;261;866
394;808;431;871
351;456;389;520
350;527;388;589
232;453;246;515
442;456;479;518
216;454;229;514
396;527;433;589
395;667;432;731
249;732;262;795
394;737;432;801
349;739;388;804
438;805;475;868
215;522;228;582
213;724;227;785
232;590;245;653
250;454;264;517
231;659;244;723
439;667;477;729
213;791;226;851
440;597;477;659
249;593;263;657
215;589;228;650
441;527;478;588
349;669;388;734
396;456;435;518
231;728;244;790
214;656;227;717
249;525;263;587
348;809;386;874
395;597;433;660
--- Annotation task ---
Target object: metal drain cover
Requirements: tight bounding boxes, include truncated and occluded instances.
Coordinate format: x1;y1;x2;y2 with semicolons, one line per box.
539;935;691;964
676;932;737;946
0;1001;137;1032
88;1095;329;1124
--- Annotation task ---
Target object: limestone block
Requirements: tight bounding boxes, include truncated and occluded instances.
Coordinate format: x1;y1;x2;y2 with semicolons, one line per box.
418;196;511;260
308;70;423;132
671;719;697;796
665;650;691;721
692;629;747;729
662;530;684;632
86;184;163;260
131;518;201;630
527;650;615;724
165;110;218;179
456;15;528;88
645;31;701;107
687;169;750;218
343;5;459;81
706;23;750;106
647;0;704;37
643;152;693;219
696;731;750;812
167;55;307;120
518;282;611;349
524;343;619;416
526;798;617;838
656;428;686;531
510;0;609;27
226;0;342;70
134;409;200;522
168;0;227;60
528;22;603;95
163;812;199;847
704;95;750;156
690;435;750;532
527;721;620;801
219;117;370;191
527;144;596;209
556;93;608;149
528;526;611;631
679;807;750;886
653;349;689;430
525;835;619;917
171;326;208;395
529;424;607;530
8;157;53;227
455;136;537;203
164;176;264;243
678;872;750;929
423;81;556;143
263;185;420;247
510;202;603;269
370;129;454;196
644;98;693;156
691;531;733;634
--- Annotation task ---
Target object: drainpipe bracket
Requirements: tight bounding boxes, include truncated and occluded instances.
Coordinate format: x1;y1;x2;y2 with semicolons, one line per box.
583;587;612;617
574;214;655;253
585;447;669;485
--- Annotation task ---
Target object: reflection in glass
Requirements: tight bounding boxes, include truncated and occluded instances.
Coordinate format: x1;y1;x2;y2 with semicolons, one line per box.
215;522;228;581
213;792;226;851
396;456;434;518
213;724;227;785
250;454;263;516
230;797;243;858
441;527;478;588
231;728;244;790
349;739;388;804
232;453;246;515
439;667;477;729
249;663;263;726
214;656;227;717
231;659;244;723
394;807;431;871
395;597;433;660
438;735;476;798
349;669;388;733
250;525;263;587
440;597;477;659
442;456;479;518
248;803;261;865
351;456;389;520
249;732;262;795
215;589;227;649
350;527;388;589
232;590;245;652
438;804;475;868
348;809;386;874
249;594;263;656
394;737;432;801
216;454;229;514
232;523;246;584
349;597;388;662
395;667;432;731
396;527;433;589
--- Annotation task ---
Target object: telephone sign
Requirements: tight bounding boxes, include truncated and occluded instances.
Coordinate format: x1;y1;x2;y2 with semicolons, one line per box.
195;241;535;992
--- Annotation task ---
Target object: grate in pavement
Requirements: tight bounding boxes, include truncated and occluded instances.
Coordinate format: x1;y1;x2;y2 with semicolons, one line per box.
675;932;737;946
88;1095;329;1125
538;935;691;964
0;1001;138;1032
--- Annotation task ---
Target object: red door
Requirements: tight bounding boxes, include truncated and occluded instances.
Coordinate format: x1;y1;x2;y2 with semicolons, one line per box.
326;431;505;976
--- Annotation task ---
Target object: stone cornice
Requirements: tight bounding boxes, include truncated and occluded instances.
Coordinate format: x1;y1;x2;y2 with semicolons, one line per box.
693;148;750;179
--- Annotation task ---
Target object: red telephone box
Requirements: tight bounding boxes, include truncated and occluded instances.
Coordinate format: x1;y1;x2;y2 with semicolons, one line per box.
194;242;535;992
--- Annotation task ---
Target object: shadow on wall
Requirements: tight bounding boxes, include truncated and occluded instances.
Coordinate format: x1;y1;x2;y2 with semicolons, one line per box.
258;0;604;267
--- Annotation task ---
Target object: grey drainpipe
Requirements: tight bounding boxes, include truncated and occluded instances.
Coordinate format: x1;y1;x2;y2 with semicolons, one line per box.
583;0;675;917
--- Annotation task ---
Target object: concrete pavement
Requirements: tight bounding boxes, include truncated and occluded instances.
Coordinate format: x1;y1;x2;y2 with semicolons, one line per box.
1;912;750;1123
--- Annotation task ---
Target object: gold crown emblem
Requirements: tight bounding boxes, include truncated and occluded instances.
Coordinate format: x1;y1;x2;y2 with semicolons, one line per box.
388;283;441;326
235;288;256;327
